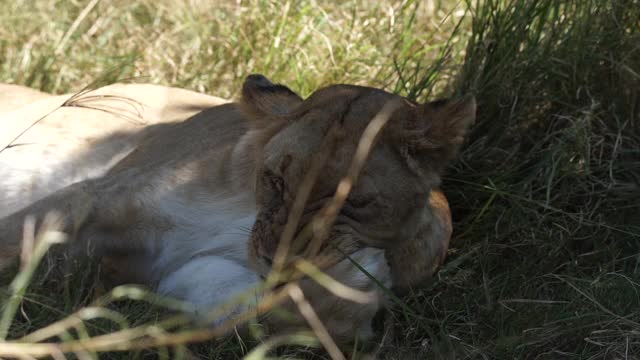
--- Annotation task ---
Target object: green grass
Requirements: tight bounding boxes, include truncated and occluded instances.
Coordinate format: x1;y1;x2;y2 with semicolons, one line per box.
1;0;639;358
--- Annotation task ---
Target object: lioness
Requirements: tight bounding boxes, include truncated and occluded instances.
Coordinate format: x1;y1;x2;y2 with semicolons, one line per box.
0;76;475;347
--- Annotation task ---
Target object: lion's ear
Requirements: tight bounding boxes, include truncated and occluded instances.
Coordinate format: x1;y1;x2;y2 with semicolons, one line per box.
240;74;303;128
393;95;476;173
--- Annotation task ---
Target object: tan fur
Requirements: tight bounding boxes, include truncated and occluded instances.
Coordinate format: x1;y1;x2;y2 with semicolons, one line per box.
0;83;228;217
0;76;474;347
0;84;51;112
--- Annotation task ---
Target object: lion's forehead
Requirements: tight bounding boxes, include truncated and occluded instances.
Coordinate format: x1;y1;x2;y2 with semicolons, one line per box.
263;116;333;174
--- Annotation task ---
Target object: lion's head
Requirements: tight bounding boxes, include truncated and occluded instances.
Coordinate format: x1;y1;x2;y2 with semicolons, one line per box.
239;74;475;345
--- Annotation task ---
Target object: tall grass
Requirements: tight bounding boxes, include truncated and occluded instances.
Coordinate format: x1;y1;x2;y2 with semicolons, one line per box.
1;0;639;358
391;0;640;358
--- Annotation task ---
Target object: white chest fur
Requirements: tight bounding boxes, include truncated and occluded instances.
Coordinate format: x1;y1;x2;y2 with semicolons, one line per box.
148;187;391;324
152;190;261;321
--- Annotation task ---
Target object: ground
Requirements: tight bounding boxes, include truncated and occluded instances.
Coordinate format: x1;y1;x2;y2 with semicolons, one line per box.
1;0;639;359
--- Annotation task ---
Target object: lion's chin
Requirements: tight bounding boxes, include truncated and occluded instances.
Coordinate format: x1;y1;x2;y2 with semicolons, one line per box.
258;247;391;348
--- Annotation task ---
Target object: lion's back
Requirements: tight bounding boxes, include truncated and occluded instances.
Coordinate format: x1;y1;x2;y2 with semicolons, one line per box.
0;83;229;217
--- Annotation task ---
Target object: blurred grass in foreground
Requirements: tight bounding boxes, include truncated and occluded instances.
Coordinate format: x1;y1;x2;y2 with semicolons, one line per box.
1;0;639;358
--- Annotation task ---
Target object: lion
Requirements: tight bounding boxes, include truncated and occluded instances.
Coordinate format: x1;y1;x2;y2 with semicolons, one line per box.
0;75;475;349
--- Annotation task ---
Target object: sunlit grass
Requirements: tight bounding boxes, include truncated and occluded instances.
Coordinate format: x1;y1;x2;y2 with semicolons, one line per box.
0;0;466;100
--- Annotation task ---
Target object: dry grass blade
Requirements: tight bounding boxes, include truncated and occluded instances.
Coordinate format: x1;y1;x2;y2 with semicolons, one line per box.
54;0;101;55
287;285;345;360
270;122;342;277
243;332;318;360
294;260;375;304
63;94;147;125
19;216;36;272
0;213;67;340
19;307;129;343
0;282;294;358
0;106;66;154
306;98;404;256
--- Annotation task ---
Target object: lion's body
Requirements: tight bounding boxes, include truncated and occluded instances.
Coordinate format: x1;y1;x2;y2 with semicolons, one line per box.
0;82;391;340
0;77;473;346
0;84;227;217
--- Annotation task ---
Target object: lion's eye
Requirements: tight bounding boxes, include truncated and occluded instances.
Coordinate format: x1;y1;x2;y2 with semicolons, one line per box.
342;196;376;221
272;176;284;193
263;169;284;193
347;196;374;209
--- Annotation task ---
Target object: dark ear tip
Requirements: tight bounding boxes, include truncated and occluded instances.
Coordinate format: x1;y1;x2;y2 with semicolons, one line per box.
239;75;303;119
244;74;274;88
